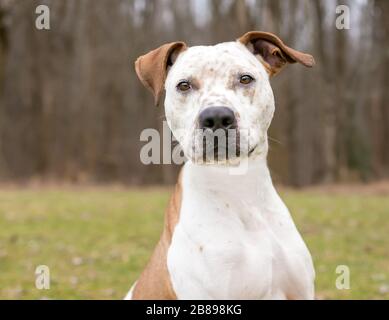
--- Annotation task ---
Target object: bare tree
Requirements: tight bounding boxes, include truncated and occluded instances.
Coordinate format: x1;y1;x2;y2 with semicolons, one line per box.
0;0;387;186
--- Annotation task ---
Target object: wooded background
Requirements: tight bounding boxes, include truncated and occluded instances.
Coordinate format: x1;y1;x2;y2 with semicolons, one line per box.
0;0;388;186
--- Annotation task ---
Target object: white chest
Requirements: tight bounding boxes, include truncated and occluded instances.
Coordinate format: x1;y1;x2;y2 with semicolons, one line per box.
166;161;315;300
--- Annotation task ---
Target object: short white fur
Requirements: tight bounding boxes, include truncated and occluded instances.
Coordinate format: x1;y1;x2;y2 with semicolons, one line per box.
164;41;275;162
167;157;315;299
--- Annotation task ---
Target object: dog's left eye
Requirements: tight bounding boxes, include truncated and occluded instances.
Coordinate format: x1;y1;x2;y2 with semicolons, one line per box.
240;75;255;85
177;80;191;92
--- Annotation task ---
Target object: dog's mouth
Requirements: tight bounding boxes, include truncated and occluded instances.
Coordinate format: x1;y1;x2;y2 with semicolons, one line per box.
202;142;240;162
199;129;240;162
188;136;259;165
187;127;260;164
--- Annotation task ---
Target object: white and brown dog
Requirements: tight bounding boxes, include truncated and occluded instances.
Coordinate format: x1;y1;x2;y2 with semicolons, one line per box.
126;31;316;300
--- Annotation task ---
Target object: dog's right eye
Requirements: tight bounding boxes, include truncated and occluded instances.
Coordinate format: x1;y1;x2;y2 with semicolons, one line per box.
177;81;191;92
240;74;255;85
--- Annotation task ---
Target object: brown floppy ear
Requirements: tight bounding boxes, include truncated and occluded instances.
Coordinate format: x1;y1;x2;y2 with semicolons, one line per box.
238;31;315;76
135;41;187;106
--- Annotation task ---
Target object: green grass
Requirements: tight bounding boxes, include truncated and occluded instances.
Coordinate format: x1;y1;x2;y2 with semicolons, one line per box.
0;187;388;299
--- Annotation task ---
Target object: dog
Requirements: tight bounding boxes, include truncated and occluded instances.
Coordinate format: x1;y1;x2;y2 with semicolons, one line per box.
125;31;315;300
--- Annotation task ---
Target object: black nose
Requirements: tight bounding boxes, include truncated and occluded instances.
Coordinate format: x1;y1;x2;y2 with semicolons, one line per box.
198;107;237;131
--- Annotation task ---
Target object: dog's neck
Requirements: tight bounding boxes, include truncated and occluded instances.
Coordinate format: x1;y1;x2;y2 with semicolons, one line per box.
184;154;274;202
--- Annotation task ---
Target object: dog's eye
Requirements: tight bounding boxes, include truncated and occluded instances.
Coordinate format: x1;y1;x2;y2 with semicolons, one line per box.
177;80;191;92
240;75;254;85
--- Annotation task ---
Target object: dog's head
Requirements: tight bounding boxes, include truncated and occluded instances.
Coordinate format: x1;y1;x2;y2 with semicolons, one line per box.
135;31;314;165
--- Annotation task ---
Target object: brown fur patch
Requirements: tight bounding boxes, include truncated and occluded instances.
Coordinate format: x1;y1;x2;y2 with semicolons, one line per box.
241;84;256;104
131;171;183;299
238;31;315;76
135;42;187;106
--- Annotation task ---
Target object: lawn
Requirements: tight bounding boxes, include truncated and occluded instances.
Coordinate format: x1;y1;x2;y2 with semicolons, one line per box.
0;185;388;299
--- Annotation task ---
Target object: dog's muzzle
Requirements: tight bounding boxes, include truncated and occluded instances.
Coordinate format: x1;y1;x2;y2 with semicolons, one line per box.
195;107;240;162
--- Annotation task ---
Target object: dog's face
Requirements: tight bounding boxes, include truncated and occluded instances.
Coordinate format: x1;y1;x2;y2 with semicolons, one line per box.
164;42;274;163
135;32;314;165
